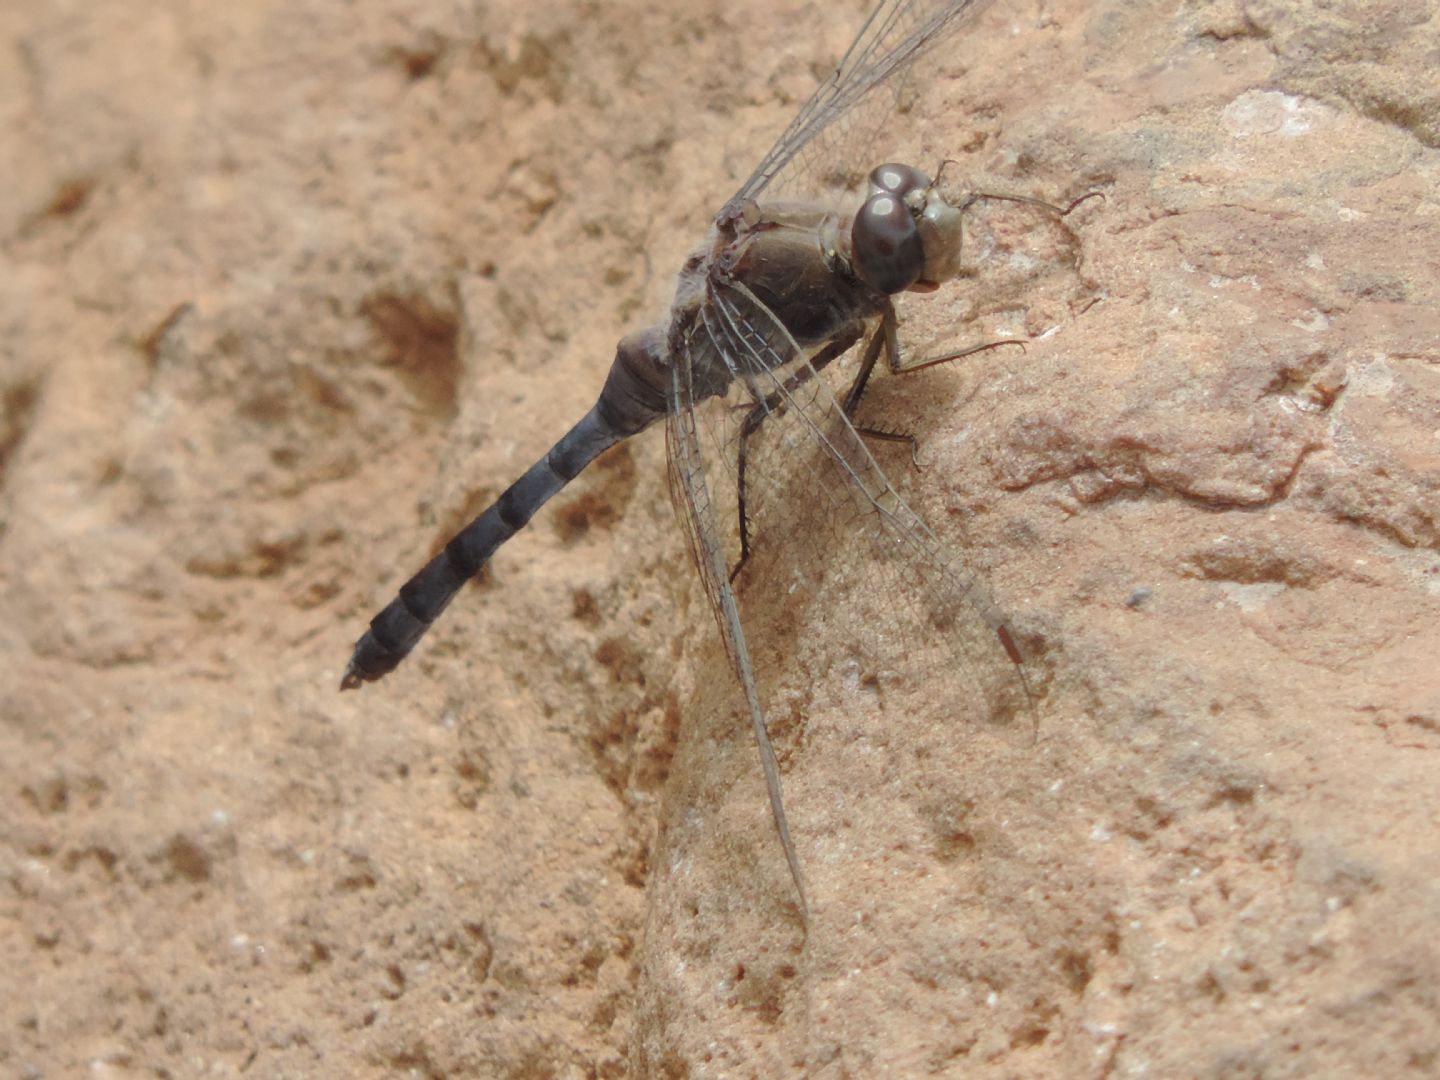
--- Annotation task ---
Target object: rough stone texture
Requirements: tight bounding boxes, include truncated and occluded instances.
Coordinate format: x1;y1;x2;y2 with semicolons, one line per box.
3;0;1437;1076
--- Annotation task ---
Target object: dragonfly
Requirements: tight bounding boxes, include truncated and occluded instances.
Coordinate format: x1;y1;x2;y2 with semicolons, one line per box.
343;0;1057;917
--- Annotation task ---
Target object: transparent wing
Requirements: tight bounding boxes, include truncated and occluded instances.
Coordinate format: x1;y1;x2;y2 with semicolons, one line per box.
688;273;1034;745
732;0;999;205
665;333;813;915
662;0;1029;911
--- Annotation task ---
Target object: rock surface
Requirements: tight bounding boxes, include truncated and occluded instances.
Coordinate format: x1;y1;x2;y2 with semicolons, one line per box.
3;0;1437;1076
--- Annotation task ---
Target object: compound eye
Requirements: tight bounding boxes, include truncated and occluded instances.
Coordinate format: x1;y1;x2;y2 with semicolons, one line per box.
851;192;924;294
868;162;931;199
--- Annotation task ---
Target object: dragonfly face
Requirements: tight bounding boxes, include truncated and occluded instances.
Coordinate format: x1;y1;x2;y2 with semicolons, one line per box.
851;163;966;293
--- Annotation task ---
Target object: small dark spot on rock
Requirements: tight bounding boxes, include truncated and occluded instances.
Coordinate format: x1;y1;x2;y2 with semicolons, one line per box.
0;379;42;484
300;940;332;973
135;302;193;368
594;637;644;686
1214;782;1255;806
389;39;443;80
43;176;95;218
1058;949;1092;994
21;774;69;815
572;587;601;627
383;963;406;999
64;845;118;876
298;366;352;414
361;291;462;420
337;853;379;892
554;490;621;542
455;749;491;791
1012;1023;1050;1048
1197;970;1225;1001
165;833;212;883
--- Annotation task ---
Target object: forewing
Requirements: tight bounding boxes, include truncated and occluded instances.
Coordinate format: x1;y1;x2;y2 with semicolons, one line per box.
665;328;814;913
733;0;999;205
697;275;1035;743
665;361;743;669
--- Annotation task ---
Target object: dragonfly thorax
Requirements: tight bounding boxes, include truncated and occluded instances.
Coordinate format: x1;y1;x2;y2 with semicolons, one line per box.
850;163;964;295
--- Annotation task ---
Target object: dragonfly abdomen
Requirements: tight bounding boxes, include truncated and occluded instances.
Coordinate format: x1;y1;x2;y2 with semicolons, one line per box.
341;330;671;689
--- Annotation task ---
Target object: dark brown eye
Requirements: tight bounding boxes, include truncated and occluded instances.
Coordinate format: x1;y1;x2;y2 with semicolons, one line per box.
868;163;930;199
852;192;923;294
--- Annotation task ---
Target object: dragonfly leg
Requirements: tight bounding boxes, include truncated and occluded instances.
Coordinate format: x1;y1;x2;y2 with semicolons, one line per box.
729;403;766;583
839;304;895;416
843;315;928;467
728;326;862;583
886;336;1026;378
850;425;924;469
843;306;1026;469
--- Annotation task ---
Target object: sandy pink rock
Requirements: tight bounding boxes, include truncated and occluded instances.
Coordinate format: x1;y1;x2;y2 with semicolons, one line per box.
2;0;1436;1076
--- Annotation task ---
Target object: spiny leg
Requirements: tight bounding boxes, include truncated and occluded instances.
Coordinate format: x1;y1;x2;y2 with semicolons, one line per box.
885;337;1027;377
841;304;1025;468
729;327;861;583
838;304;895;417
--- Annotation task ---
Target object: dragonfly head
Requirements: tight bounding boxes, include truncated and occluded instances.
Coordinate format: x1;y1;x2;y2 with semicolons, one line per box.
850;163;964;295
